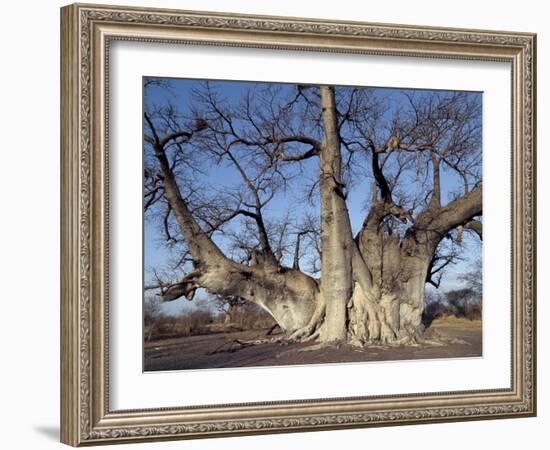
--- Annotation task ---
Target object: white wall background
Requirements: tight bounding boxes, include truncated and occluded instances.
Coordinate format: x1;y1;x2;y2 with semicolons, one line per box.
0;1;546;449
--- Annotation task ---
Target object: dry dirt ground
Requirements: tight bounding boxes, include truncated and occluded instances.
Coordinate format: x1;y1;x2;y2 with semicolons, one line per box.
144;316;482;372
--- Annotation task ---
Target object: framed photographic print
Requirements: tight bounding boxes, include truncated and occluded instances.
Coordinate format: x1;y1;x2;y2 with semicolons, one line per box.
60;3;537;446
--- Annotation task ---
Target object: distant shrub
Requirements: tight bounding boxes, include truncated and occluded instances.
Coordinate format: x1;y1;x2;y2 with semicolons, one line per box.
144;296;276;342
146;309;220;341
144;294;222;341
422;288;482;328
228;302;275;330
446;288;482;320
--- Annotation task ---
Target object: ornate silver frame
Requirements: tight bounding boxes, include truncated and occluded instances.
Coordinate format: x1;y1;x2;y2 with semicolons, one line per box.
60;3;536;446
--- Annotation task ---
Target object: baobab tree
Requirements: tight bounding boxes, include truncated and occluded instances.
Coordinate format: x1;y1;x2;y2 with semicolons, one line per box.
144;79;482;346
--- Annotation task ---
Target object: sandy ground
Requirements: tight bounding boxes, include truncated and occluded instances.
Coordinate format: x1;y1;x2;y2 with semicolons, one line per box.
144;316;482;372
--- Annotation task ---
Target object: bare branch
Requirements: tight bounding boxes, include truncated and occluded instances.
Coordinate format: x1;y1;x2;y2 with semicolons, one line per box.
430;152;441;206
464;219;483;240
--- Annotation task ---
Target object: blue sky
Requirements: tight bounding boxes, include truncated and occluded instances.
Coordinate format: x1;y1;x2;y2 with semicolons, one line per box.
143;78;482;315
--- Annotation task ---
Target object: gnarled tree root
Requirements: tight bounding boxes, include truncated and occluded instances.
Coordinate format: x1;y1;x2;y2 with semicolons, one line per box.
287;299;326;343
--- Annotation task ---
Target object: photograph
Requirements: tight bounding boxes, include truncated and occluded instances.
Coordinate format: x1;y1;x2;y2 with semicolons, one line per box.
143;78;483;371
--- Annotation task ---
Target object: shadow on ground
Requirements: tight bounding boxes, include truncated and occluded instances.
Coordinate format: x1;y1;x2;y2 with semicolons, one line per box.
34;426;59;441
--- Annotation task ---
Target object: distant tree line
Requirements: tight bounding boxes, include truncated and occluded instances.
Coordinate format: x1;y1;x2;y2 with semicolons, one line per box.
144;296;275;342
422;288;481;327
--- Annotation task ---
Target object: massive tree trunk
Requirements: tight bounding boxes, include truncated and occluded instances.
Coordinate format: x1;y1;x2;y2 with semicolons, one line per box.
147;123;320;334
317;86;354;342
